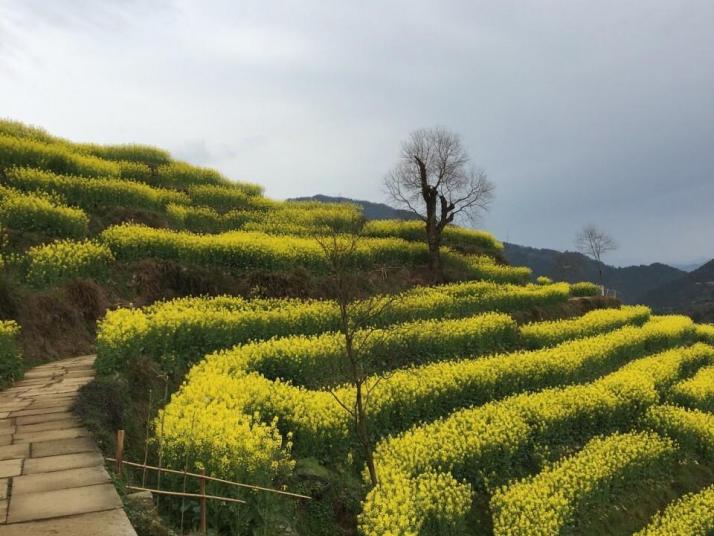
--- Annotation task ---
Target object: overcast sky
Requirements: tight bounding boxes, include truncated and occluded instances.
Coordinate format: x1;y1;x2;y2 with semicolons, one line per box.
1;0;712;267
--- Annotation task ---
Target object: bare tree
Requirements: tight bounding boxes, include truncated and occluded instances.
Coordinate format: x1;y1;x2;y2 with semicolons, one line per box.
385;127;495;281
315;220;398;487
575;224;618;294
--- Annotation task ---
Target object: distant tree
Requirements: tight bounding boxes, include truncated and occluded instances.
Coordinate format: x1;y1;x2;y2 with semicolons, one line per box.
575;224;618;294
315;219;399;487
385;127;495;282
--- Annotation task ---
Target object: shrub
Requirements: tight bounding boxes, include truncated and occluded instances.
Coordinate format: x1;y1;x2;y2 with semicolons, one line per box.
0;134;118;177
25;239;115;287
359;343;712;535
187;185;270;212
95;281;572;376
669;365;714;412
570;281;601;297
76;143;171;166
0;320;22;387
490;432;677;536
364;220;503;254
642;404;714;458
696;324;714;344
519;305;650;349
0;186;88;238
99;223;471;275
635;484;714;536
4;167;188;211
161;317;695;472
154;162;231;189
191;312;518;389
536;275;553;285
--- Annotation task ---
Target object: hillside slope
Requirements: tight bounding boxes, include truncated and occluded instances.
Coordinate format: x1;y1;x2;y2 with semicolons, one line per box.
0;119;511;364
641;259;714;321
289;194;419;221
2;120;714;536
297;195;687;304
503;242;686;303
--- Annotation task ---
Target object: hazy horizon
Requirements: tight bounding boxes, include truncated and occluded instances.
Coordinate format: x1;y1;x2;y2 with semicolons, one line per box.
1;0;712;266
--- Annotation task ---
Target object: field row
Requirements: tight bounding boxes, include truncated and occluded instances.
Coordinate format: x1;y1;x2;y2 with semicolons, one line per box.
0;129;262;192
157;316;695;501
95;281;579;375
359;342;714;534
184;305;649;389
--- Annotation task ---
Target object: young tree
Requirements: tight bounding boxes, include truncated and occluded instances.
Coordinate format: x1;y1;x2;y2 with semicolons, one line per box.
385;127;495;281
575;224;618;294
315;219;398;487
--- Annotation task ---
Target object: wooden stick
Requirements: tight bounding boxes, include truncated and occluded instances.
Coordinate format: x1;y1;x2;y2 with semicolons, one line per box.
105;457;311;499
199;468;207;535
124;486;246;505
115;430;125;477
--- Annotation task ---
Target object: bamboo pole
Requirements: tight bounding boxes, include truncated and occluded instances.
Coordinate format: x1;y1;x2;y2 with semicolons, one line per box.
199;468;207;535
115;430;125;477
104;457;311;499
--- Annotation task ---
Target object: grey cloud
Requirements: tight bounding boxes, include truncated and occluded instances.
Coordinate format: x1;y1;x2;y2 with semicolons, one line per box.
0;0;712;266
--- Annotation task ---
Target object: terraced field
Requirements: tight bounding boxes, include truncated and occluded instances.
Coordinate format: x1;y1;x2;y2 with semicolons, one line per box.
1;119;713;535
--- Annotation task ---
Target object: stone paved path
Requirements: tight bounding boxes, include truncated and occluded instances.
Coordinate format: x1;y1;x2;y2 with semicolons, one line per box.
0;356;136;535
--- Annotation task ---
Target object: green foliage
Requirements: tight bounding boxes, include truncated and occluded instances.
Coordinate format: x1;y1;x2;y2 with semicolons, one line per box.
186;184;268;212
490;432;677;535
0;119;171;166
520;305;651;349
189;312;518;389
635;484;714;536
4;167;188;212
0;320;22;387
99;223;484;275
643;405;714;459
669;365;714;412
359;342;712;535
25;239;115;287
364;219;503;254
95;281;571;377
161;316;694;487
75;143;171;166
0;134;119;177
0;186;88;238
570;281;601;297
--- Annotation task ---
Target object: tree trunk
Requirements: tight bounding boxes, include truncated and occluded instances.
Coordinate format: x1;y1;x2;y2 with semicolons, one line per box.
426;224;443;282
355;384;378;486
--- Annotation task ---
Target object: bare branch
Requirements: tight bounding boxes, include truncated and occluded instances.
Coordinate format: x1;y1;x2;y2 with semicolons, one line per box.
384;126;495;280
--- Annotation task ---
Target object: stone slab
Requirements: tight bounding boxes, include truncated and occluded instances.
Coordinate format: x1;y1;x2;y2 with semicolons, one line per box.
16;418;80;434
9;405;72;418
0;479;6;500
23;451;103;474
13;427;89;443
0;507;135;535
30;436;97;458
0;444;29;462
6;483;122;523
12;465;110;495
0;459;22;479
15;411;75;426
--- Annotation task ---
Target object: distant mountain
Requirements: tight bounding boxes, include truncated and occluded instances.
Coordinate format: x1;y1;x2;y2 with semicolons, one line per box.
640;259;714;322
289;195;419;221
298;194;694;307
671;260;707;273
503;243;686;304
